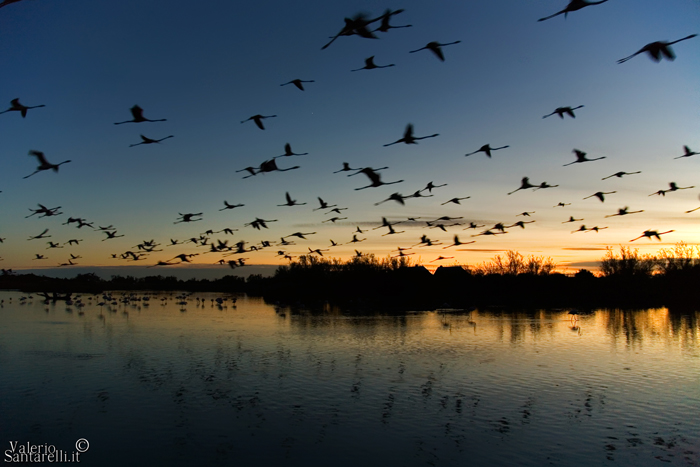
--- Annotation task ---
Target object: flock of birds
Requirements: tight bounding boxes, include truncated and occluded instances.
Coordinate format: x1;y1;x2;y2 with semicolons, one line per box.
0;1;698;274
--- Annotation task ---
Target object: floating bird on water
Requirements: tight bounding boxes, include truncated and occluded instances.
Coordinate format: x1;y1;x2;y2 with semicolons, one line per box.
543;105;584;119
384;124;439;146
584;191;616;202
465;144;509;158
602;171;641;180
280;79;315;91
617;35;697;64
538;0;609;22
409;40;461;61
674;146;699;159
24;151;71;179
241;114;277;130
0;98;45;118
129;134;174;147
630;230;674;241
351;56;395;72
563;149;605;166
114;105;166;125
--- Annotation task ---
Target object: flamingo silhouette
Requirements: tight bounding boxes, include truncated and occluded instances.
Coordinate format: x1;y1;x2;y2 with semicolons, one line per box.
602;171;641;180
649;182;694;196
28;229;51;240
630;230;674;241
24;151;71;179
605;206;644;217
219;201;244;211
443;235;475;248
322;217;347;223
0;98;45;118
0;0;26;9
516;211;535;217
129;134;173;147
564;149;605;166
114;105;166;124
583;191;616;202
675;146;699;159
351;56;395;72
333;162;360;173
375;192;408;206
257;158;300;175
562;216;583;224
277;192;306;207
617;35;697;64
350;167;403;190
554;202;571;207
543;105;584;119
279;143;308;157
465;144;509;158
384;124;439;146
314;197;337;211
507;177;538;195
381;224;405;236
409;41;461;61
321;12;382;50
441;196;470;205
241;114;277;130
421;181;447;193
538;0;609;22
507;221;535;229
280;79;315;91
174;213;203;224
374;9;411;33
535;182;559;190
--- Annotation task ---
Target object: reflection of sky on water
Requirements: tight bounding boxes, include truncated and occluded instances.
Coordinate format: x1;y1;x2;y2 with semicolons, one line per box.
0;291;698;466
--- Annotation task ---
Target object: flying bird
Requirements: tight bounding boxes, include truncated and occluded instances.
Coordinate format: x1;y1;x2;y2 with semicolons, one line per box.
333;162;360;174
321;12;382;50
351;56;395;72
507;177;538;195
277;192;306;207
583;191;616;202
279;143;308;157
114;105;166;125
630;230;674;242
617;35;697;64
349;167;403;190
649;182;694;196
564;149;605;166
374;8;411;32
24;151;71;179
602;171;641;180
280;79;315;91
465;144;509;158
537;0;609;22
543;105;584;119
605;206;644;217
674;146;699;159
219;201;244;211
409;40;461;61
384;124;439;146
0;98;45;118
241;114;277;130
129;134;174;147
441;196;470;205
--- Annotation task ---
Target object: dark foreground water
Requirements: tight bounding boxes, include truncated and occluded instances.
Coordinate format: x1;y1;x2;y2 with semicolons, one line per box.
0;291;698;466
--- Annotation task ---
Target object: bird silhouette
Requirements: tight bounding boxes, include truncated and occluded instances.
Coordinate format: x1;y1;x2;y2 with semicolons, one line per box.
507;177;538;195
630;230;674;241
0;98;45;118
472;229;506;237
584;191;616;202
0;0;27;9
605;206;644;217
421;181;447;193
258;158;299;175
351;56;395;72
564;149;605;166
24;151;71;179
279;143;308;157
314;197;337;211
285;231;316;240
28;229;51;240
114;105;166;124
375;192;407;206
516;211;535;217
280;79;315;91
277;192;306;207
543;105;584;119
507;220;535;229
350;167;403;190
674;146;699;159
617;35;697;64
129;134;174;147
554;202;571;207
241;114;277;130
26;204;62;218
409;41;461;61
219;201;244;211
441;196;470;205
174;213;203;224
649;182;694;196
602;171;641;180
443;235;475;248
374;9;411;32
562;216;583;223
347;234;366;244
538;0;609;22
381;224;405;236
321;12;382;50
333;162;360;173
465;144;509;158
535;181;559;190
322;217;347;224
384;124;439;146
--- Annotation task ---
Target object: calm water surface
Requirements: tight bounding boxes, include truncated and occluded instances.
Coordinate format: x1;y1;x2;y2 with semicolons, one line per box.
0;291;698;466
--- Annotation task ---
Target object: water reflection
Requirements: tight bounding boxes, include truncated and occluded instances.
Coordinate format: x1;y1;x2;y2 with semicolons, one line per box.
0;291;698;466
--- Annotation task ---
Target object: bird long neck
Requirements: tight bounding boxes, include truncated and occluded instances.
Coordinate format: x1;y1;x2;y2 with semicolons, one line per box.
669;34;697;45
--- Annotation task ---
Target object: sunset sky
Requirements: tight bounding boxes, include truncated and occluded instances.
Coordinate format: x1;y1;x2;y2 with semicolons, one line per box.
1;0;698;278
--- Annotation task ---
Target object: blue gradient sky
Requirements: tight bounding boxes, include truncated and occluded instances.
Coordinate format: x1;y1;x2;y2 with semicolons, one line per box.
1;0;698;277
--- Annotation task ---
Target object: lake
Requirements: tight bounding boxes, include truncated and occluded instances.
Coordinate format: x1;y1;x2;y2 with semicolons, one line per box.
0;291;698;466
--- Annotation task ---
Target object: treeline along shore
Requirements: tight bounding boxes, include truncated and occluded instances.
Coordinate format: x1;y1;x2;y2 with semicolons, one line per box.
1;244;699;310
